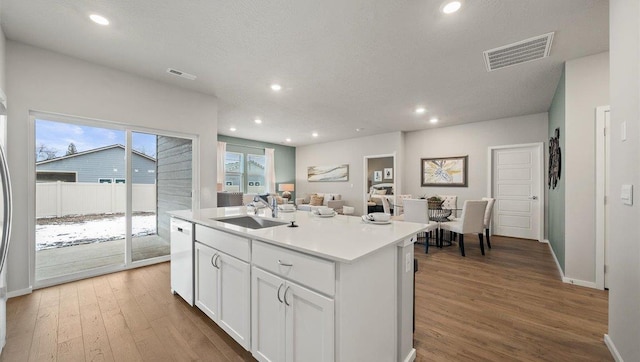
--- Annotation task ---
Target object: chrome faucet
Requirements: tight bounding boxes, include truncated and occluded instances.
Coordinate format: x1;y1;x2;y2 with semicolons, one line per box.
253;195;278;218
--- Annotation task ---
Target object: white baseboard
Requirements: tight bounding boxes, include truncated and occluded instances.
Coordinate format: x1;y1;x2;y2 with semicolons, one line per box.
540;239;550;244
562;277;597;289
7;286;32;298
604;334;623;362
403;348;416;362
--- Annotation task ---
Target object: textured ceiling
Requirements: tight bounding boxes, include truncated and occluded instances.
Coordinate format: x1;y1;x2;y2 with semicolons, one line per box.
0;0;609;146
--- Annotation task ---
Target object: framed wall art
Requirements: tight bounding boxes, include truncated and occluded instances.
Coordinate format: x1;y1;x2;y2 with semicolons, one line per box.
373;170;382;182
421;156;468;187
307;164;349;182
384;168;393;180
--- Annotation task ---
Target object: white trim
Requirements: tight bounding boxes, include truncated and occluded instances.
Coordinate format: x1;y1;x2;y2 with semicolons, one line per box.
125;130;133;266
595;105;610;290
402;348;417;362
604;334;624;362
7;286;32;298
547;242;565;279
561;277;597;289
487;142;545;242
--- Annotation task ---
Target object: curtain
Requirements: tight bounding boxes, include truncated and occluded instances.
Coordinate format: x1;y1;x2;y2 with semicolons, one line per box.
217;141;226;189
265;148;276;194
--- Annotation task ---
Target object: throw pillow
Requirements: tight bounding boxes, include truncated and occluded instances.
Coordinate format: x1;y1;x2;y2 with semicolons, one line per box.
304;194;313;204
374;189;387;195
309;195;324;206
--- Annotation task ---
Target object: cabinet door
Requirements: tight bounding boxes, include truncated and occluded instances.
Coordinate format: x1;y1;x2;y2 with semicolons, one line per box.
195;243;220;322
252;267;285;362
284;281;334;362
218;253;251;350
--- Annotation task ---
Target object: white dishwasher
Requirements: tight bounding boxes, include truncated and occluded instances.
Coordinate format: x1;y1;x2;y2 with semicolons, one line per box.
170;217;194;306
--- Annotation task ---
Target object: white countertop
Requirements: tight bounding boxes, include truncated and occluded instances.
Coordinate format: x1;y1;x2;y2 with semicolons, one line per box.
168;207;429;263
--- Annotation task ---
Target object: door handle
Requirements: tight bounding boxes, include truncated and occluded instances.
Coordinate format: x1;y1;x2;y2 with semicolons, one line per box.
283;286;291;306
529;196;538;200
277;283;284;303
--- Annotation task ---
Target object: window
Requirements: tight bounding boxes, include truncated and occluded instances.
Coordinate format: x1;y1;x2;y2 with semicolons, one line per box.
224;152;243;192
247;154;266;194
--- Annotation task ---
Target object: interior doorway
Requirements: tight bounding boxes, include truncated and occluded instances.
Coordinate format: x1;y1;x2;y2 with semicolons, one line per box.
488;143;544;241
363;153;396;215
595;105;610;290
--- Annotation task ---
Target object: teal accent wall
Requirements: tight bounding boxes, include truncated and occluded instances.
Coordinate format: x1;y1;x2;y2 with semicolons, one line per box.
547;66;566;272
217;135;296;198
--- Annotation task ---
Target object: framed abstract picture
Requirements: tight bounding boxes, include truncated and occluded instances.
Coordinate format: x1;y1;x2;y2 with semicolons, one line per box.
307;164;349;182
421;156;468;187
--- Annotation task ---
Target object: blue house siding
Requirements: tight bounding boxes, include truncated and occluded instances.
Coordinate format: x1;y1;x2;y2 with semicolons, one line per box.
36;145;156;184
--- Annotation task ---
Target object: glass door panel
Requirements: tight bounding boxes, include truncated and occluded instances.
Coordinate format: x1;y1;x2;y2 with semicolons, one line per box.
35;119;126;280
131;132;192;262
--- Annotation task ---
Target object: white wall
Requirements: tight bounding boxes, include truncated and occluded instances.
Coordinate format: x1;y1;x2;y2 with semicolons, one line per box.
296;131;403;215
403;113;548;205
606;1;640;360
5;41;218;294
564;52;610;284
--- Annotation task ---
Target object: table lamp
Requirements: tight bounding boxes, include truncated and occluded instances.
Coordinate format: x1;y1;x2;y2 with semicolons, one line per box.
278;183;295;201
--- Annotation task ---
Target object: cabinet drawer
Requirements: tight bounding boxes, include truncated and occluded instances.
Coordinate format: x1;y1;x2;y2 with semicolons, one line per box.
195;225;250;262
252;241;335;296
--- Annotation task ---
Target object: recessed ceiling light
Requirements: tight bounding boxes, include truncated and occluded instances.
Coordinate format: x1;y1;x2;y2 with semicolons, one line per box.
356;128;364;132
285;138;291;142
430;118;439;124
254;119;262;124
230;127;237;132
441;1;462;14
415;107;426;114
89;14;110;26
312;132;318;137
271;84;282;91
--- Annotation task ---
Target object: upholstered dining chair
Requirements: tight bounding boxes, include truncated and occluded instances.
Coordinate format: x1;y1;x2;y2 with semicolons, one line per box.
439;200;488;257
403;199;438;253
481;197;496;249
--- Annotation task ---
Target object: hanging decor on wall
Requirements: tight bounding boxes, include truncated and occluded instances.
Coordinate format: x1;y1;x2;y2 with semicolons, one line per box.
421;156;468;187
307;164;349;182
373;170;383;182
548;127;562;189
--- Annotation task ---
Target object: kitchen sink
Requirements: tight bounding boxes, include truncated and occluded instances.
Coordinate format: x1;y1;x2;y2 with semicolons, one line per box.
214;216;287;229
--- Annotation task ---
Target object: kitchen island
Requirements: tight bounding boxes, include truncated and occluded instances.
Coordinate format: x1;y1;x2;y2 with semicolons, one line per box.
169;207;428;362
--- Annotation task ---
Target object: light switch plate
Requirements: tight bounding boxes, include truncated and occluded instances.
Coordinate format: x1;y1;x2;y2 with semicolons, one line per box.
621;184;633;205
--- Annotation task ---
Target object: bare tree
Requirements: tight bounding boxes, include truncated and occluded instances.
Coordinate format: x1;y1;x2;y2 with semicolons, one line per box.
66;142;78;156
36;144;58;161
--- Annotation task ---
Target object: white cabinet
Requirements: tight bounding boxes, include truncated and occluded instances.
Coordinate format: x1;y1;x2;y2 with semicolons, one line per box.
195;242;250;350
170;218;193;306
252;266;334;362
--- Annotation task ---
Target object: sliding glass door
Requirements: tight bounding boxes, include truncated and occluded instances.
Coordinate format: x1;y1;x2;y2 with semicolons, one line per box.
34;116;193;285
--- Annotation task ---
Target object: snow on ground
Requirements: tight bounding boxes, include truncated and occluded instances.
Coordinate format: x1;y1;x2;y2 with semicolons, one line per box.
36;215;156;250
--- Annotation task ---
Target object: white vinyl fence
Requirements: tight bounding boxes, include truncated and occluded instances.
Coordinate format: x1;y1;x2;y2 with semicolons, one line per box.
36;182;156;218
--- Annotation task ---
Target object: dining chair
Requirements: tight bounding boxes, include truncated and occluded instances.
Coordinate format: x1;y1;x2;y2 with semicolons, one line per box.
403;199;438;253
381;196;391;214
481;197;496;249
439;200;488;257
395;194;412;214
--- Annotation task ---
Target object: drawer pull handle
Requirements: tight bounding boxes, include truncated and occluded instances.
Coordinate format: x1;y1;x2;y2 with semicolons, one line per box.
277;260;293;267
177;227;183;232
284;286;291;306
277;283;284;303
211;254;221;269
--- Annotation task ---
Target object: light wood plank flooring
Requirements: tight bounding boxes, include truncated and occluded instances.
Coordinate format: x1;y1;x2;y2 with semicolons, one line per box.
2;235;610;361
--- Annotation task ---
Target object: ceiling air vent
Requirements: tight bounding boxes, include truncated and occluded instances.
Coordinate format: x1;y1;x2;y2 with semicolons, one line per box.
483;32;554;72
166;68;197;80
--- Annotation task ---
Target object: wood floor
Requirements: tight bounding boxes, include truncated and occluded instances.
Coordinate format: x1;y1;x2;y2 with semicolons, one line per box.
1;235;610;361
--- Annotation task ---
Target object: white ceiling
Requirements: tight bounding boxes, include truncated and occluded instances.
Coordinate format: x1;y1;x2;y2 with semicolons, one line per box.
0;0;609;146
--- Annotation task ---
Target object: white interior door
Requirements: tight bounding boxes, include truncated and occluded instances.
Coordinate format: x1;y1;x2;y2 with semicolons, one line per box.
491;144;543;240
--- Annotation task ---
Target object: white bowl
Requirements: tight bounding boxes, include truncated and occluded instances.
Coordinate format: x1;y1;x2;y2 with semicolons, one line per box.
368;212;390;222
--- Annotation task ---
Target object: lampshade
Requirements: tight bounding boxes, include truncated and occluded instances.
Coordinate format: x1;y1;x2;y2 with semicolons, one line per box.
278;184;295;192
